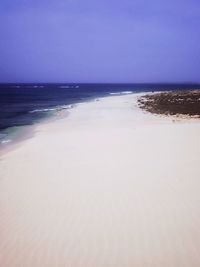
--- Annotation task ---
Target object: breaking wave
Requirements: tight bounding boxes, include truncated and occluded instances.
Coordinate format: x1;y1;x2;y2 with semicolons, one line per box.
109;91;133;95
29;104;74;114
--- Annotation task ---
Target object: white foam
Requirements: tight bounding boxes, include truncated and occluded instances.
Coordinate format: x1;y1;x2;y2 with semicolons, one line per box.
121;91;133;94
109;91;133;96
1;139;11;144
109;92;120;95
29;105;74;114
61;104;74;109
29;108;56;113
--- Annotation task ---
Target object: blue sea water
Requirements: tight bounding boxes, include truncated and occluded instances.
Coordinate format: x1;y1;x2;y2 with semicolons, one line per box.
0;83;199;146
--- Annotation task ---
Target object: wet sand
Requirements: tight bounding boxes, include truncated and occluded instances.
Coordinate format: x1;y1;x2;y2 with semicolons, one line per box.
1;94;200;267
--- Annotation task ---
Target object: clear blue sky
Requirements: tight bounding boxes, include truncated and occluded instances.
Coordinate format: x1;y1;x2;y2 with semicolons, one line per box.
0;0;200;83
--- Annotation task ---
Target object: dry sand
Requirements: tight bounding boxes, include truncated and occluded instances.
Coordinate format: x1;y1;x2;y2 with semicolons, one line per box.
1;94;200;267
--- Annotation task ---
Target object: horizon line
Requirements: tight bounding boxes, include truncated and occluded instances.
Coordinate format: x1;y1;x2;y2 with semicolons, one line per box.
1;82;200;85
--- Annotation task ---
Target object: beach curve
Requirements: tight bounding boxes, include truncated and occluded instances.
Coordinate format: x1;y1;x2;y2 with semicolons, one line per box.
1;93;200;267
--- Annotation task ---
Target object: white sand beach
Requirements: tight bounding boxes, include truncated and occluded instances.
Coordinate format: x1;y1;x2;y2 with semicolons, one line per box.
1;93;200;267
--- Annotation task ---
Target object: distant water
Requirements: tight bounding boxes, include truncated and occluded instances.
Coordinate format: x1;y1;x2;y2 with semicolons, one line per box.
0;83;199;146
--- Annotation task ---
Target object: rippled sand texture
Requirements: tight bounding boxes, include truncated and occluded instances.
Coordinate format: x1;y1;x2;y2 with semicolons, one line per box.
1;94;200;267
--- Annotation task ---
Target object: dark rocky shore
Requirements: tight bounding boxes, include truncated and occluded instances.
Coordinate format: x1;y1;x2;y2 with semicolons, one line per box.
138;90;200;118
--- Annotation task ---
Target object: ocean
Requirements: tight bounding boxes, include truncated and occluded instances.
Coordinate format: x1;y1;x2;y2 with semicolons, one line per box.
0;83;199;146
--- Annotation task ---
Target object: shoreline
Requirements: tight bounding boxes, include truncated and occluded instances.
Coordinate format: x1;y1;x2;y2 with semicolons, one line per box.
2;89;200;156
0;93;142;157
0;102;77;157
1;93;200;266
0;94;200;267
1;90;197;157
1;89;200;159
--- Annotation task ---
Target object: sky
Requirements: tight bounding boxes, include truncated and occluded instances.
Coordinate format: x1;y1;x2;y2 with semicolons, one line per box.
0;0;200;83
